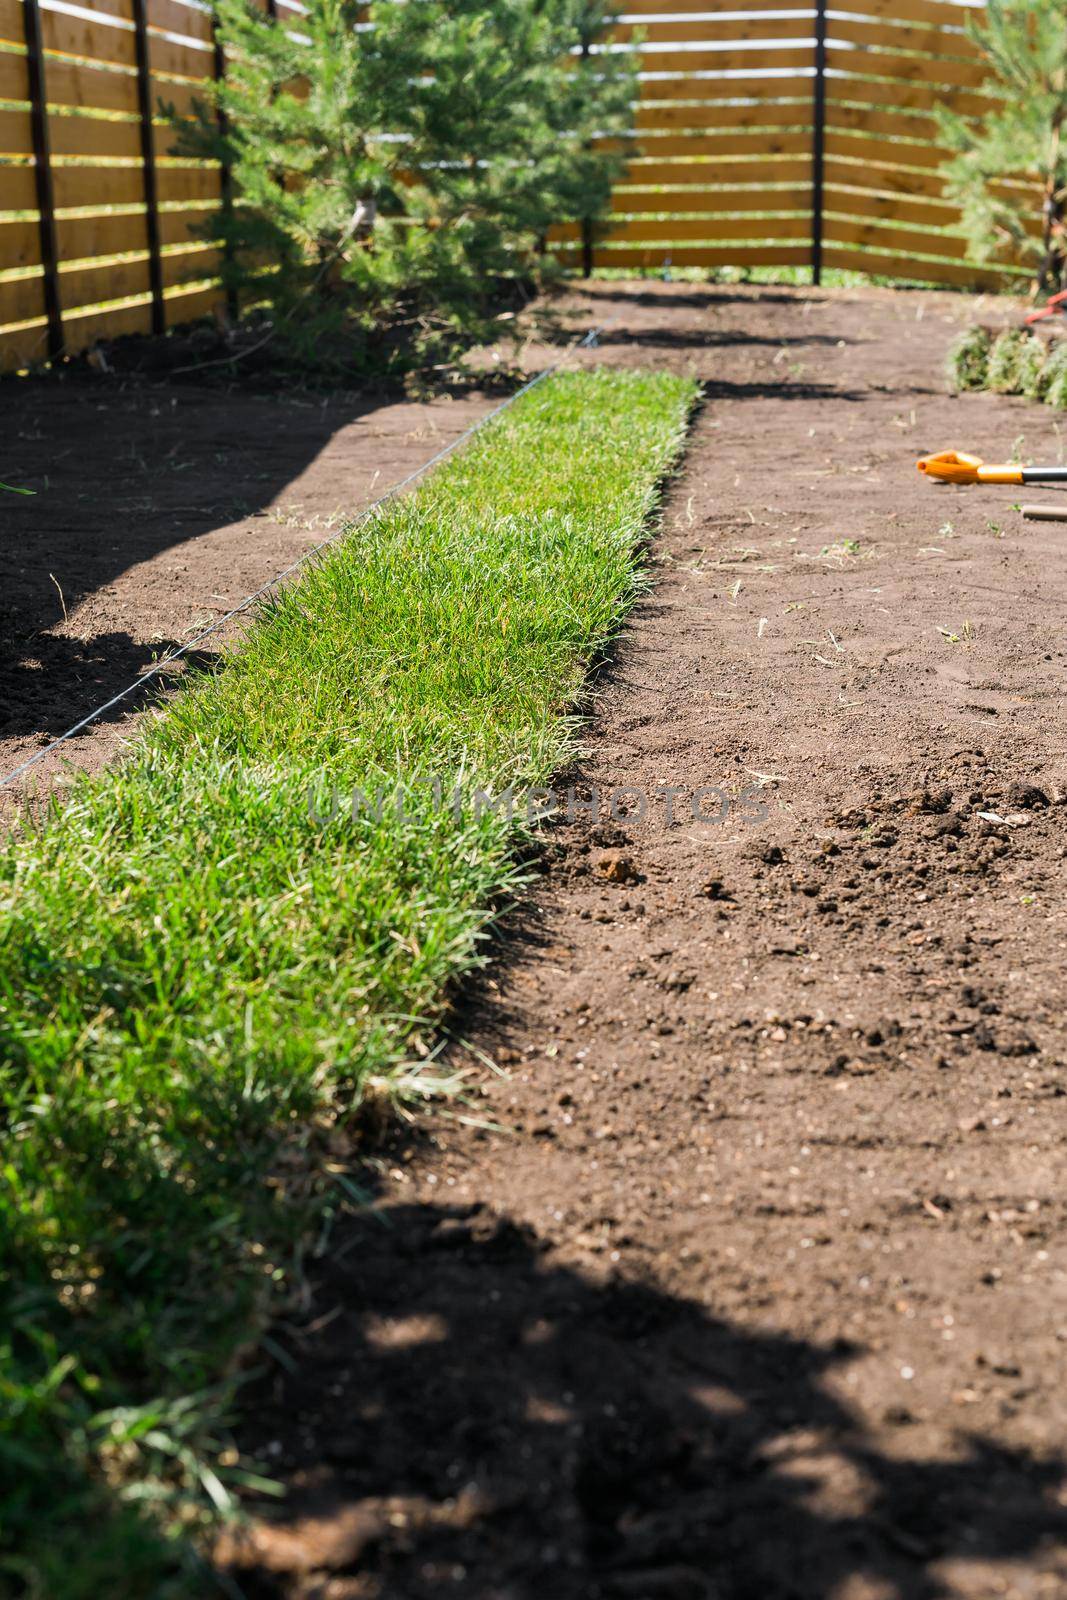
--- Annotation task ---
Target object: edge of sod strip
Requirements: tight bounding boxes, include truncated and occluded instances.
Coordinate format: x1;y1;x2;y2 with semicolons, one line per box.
0;368;697;1593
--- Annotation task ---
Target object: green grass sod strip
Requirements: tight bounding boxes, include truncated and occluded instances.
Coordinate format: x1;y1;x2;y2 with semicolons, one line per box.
0;367;696;1594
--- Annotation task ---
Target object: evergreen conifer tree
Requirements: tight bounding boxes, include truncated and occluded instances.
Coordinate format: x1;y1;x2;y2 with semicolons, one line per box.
168;0;634;371
938;0;1067;291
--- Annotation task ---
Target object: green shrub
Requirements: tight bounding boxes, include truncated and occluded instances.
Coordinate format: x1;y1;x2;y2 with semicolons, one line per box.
1043;341;1067;406
946;325;992;391
986;327;1032;392
1015;333;1047;397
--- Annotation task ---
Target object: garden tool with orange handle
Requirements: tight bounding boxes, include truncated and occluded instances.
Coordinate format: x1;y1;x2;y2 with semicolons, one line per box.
916;450;1067;485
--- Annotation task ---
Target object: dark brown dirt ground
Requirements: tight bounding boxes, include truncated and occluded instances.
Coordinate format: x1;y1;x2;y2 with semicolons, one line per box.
213;283;1067;1600
0;374;499;808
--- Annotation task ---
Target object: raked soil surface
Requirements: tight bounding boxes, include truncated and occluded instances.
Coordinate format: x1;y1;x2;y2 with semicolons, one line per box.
220;281;1067;1600
0;373;499;811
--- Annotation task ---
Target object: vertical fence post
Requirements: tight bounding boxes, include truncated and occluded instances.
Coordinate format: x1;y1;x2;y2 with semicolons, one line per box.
579;30;593;279
811;0;827;287
22;0;63;362
132;0;165;335
213;16;239;323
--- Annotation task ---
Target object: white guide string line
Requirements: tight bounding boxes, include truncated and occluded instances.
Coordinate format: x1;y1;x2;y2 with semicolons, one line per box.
1;318;615;792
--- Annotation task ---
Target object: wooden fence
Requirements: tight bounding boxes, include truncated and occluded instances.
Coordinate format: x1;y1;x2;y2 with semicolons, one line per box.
0;0;1014;373
0;0;287;370
552;0;1017;287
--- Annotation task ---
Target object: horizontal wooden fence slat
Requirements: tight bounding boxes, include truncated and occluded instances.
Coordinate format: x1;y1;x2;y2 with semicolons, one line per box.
825;159;947;206
823;213;971;261
56;208;148;258
612;17;815;45
620;150;812;185
0;319;50;368
556;244;812;270
41;6;137;69
163;279;220;323
558;214;813;246
41;161;219;209
636;103;816;134
639;76;815;105
826;70;993;119
825;47;992;96
48;110;142;158
18;202;216;261
156;163;220;201
824;101;942;147
141;30;213;79
159;201;218;243
36;3;216;78
50;162;145;207
57;293;153;346
827;14;985;62
0;0;22;45
149;77;204;117
33;56;141;113
27;278;219;357
613;185;813;216
621;0;812;12
614;163;812;197
47;0;131;22
0;217;40;268
617;16;809;46
635;46;814;76
0;270;45;323
828;0;982;31
0;164;39;211
823;180;1040;236
161;241;220;283
821;244;1013;289
823;184;958;230
822;127;944;172
618;131;815;164
58;253;151;310
0;45;31;100
146;0;214;44
0;104;33;154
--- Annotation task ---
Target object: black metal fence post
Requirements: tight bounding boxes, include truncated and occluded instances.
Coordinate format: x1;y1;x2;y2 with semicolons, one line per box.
213;17;240;323
132;0;165;335
812;0;827;286
22;0;63;362
579;30;593;279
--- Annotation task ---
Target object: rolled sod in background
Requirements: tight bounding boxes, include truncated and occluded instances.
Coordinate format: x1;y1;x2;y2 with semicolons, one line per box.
0;367;696;1595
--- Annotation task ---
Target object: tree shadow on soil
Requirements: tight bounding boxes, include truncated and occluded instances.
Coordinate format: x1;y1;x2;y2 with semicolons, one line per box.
564;286;825;311
0;631;218;746
593;327;853;351
226;1195;1067;1600
699;377;870;404
0;373;495;755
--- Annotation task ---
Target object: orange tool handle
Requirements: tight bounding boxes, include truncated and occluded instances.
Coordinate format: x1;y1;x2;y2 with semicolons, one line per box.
917;451;1026;485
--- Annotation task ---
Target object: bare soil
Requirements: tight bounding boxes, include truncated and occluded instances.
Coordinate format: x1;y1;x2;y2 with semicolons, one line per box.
217;283;1067;1600
0;372;499;807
